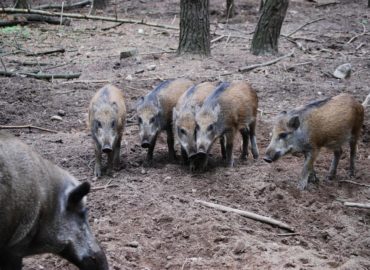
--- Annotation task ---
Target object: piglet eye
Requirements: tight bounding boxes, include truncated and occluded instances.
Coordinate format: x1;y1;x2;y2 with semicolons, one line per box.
138;117;142;124
95;120;102;129
111;121;116;128
179;128;187;135
207;124;214;132
150;117;155;124
279;132;288;139
195;124;200;131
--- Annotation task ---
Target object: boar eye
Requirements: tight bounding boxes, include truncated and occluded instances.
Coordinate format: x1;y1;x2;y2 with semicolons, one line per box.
111;121;116;128
179;128;187;135
279;132;288;139
207;124;214;132
150;116;155;124
138;117;142;124
95;120;102;129
195;124;200;131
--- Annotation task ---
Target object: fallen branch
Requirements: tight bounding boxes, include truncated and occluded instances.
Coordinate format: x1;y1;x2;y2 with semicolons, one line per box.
61;79;110;84
91;184;119;191
35;0;91;10
0;19;28;27
284;18;325;38
26;48;65;56
0;124;58;133
101;22;124;31
276;232;300;237
195;199;294;231
19;14;71;25
1;8;179;30
239;50;294;72
340;179;370;188
0;70;81;80
8;59;50;66
347;23;367;44
344;202;370;209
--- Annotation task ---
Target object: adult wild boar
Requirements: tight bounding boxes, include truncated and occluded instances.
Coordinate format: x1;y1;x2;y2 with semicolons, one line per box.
263;94;364;190
0;132;108;270
88;84;126;177
173;82;217;167
195;81;259;169
136;78;193;163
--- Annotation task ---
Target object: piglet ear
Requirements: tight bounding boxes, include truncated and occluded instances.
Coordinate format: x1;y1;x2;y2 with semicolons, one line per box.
173;107;178;120
68;182;91;207
279;110;287;115
288;115;300;130
135;97;144;110
213;103;221;115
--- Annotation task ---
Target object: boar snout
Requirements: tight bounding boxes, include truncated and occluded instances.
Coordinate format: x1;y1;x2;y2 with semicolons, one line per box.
141;140;151;148
102;145;113;153
79;250;109;270
263;149;281;163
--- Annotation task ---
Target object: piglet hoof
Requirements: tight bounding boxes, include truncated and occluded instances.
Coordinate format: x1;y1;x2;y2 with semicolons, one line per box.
297;182;307;191
325;174;335;182
143;159;153;167
240;154;248;161
94;166;102;178
308;172;319;183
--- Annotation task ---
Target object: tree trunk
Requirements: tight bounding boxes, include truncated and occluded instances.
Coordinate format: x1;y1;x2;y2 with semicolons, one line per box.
226;0;235;18
14;0;30;9
368;0;369;8
251;0;289;55
178;0;210;56
92;0;107;10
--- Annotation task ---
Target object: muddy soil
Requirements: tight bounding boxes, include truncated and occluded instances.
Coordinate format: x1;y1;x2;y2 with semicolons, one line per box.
1;0;370;269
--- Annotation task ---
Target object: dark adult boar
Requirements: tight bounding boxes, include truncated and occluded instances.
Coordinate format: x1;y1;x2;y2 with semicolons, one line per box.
195;81;259;169
136;78;193;162
0;132;108;270
173;82;217;166
88;84;126;177
263;94;364;190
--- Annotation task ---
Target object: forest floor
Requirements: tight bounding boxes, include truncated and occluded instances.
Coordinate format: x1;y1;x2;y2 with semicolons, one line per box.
1;0;370;269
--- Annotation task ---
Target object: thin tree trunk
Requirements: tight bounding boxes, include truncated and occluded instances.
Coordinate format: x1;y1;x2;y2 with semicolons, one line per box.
14;0;30;9
226;0;234;18
368;0;369;8
178;0;210;56
251;0;289;55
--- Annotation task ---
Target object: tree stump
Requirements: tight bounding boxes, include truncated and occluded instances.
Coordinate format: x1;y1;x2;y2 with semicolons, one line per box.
251;0;289;55
178;0;210;56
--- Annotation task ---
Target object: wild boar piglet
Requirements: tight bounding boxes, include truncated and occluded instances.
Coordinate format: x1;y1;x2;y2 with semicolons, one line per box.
194;81;259;170
88;84;126;177
264;94;364;190
136;78;193;163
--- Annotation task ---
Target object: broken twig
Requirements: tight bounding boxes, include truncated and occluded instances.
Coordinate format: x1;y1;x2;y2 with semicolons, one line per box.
344;202;370;209
26;48;65;56
239;50;294;72
285;18;325;38
195;199;294;231
0;124;58;133
1;8;179;30
91;184;119;191
347;23;367;44
339;179;370;188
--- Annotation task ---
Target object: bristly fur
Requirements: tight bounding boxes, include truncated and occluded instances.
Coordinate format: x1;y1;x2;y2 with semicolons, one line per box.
290;97;331;115
203;82;230;108
148;80;173;98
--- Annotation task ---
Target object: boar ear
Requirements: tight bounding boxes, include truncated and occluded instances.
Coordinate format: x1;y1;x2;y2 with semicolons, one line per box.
135;97;144;109
288;115;300;130
173;107;178;120
112;102;118;112
213;104;221;116
68;182;91;207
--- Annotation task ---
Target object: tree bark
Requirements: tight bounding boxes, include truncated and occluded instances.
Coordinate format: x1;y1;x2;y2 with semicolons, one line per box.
368;0;369;8
14;0;30;9
178;0;210;56
226;0;234;18
251;0;289;55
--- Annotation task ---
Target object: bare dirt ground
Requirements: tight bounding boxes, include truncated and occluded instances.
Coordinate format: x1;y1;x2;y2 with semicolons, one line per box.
1;0;370;269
